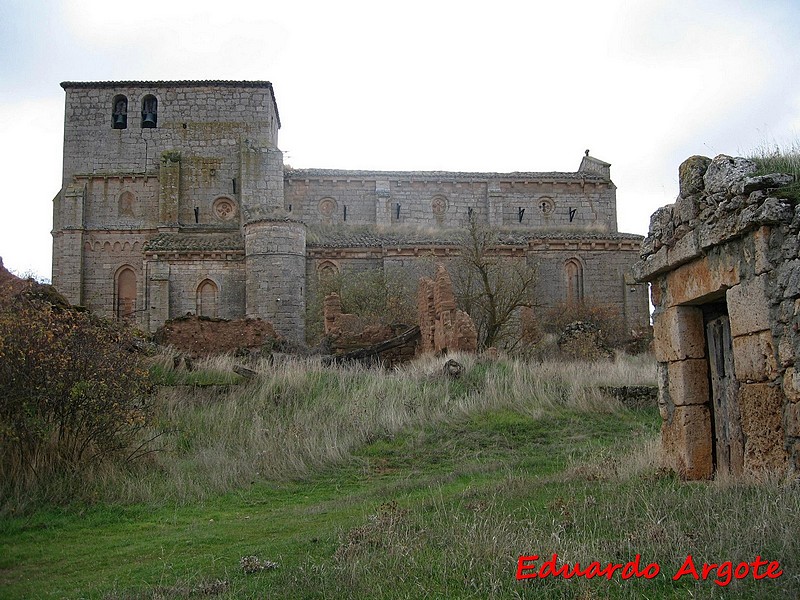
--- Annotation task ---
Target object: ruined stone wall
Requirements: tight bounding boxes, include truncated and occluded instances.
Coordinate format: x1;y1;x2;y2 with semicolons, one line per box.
635;154;799;478
322;292;419;365
417;265;478;354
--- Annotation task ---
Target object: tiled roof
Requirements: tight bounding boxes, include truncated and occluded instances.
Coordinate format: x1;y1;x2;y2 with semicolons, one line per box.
143;233;244;253
286;168;607;182
61;80;274;89
307;227;643;248
142;228;641;252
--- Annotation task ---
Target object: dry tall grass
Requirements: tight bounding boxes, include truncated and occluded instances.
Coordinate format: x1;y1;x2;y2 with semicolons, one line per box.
99;352;656;506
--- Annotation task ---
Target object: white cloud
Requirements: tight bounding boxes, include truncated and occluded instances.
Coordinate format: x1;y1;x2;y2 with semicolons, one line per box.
1;0;799;276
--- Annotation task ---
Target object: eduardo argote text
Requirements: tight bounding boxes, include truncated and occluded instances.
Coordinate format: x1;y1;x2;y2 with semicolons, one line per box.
516;553;783;587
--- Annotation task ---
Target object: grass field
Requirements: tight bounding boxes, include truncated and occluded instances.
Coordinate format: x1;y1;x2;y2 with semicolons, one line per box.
2;353;798;599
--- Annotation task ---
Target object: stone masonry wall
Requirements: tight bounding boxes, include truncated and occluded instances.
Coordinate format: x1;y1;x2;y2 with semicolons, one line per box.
635;154;799;479
244;220;306;343
285;169;617;231
60;81;278;187
53;82;647;350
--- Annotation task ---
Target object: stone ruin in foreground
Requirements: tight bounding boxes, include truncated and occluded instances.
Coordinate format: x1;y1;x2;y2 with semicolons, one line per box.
635;154;799;479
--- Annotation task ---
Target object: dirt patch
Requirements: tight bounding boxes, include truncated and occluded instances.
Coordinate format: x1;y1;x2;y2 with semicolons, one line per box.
154;314;280;358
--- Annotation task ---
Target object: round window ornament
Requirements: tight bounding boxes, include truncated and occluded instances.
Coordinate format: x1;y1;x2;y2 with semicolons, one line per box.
319;197;337;216
213;197;237;221
431;196;447;215
539;198;555;215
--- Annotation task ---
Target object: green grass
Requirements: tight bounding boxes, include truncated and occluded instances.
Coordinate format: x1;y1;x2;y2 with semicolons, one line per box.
747;138;800;202
2;354;798;599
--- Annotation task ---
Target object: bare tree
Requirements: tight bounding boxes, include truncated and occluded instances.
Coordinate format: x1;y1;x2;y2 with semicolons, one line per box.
453;218;537;349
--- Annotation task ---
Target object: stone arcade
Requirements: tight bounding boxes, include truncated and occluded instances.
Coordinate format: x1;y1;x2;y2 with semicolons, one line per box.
52;80;650;343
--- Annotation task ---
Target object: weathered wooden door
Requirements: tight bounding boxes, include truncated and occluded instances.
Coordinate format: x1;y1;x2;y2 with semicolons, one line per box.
705;313;744;477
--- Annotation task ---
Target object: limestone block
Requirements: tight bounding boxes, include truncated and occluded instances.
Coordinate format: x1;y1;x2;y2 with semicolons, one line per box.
732;331;777;382
738;383;788;472
650;279;663;308
666;230;701;268
678;155;711;198
726;275;771;336
786;401;800;437
703;155;757;195
777;259;800;299
662;404;713;480
653;306;705;362
664;256;739;307
752;226;772;275
778;335;794;367
731;173;795;196
668;359;709;406
657;361;671;419
783;367;800;401
633;246;668;281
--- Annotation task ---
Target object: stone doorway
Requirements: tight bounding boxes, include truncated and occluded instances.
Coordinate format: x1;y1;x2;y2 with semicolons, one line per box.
703;302;743;477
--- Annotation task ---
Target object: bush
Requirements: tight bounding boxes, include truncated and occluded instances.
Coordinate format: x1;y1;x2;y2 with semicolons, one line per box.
305;267;421;345
544;301;629;349
0;285;153;499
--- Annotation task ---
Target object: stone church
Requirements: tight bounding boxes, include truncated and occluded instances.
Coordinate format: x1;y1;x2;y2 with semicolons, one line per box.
52;80;649;343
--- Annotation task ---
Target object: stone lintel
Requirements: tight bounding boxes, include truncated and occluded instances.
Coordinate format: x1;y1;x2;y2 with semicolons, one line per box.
663;255;740;307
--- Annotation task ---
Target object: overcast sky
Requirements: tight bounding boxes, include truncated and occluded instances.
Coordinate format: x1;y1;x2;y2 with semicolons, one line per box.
1;0;799;279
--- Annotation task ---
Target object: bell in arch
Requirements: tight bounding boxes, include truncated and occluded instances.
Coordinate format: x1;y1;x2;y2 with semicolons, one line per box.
141;95;158;128
113;113;127;129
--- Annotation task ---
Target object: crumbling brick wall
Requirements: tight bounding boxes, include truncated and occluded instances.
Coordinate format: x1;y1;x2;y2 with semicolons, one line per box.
417;265;477;354
322;292;418;364
635;154;798;479
321;264;477;363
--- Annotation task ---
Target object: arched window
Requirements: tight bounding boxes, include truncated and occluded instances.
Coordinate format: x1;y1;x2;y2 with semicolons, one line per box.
116;267;136;319
141;95;158;128
197;279;219;318
565;259;584;304
112;95;128;129
317;261;339;281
